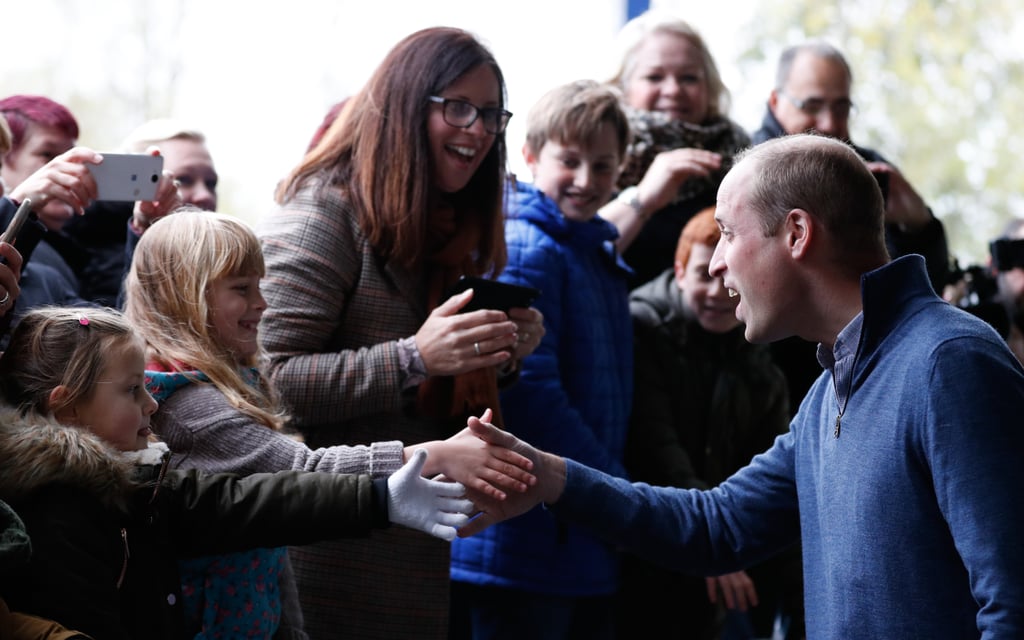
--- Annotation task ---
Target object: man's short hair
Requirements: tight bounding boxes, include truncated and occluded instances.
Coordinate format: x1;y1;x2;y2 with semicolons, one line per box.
524;80;630;159
737;134;887;262
775;41;853;90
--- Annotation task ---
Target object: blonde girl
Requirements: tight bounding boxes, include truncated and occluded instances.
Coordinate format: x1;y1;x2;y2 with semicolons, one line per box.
123;209;534;639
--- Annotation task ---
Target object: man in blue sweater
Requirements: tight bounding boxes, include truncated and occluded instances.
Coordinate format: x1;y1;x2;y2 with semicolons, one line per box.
753;41;952;415
463;134;1024;639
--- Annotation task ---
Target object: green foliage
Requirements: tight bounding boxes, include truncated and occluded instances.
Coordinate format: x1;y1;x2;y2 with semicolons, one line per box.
738;0;1024;263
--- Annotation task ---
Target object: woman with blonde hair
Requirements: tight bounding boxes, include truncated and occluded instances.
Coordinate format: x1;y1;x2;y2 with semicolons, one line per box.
599;11;750;288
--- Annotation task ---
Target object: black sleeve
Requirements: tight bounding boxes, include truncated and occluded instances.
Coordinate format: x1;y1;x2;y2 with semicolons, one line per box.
114;220;141;309
158;469;386;557
0;197;47;265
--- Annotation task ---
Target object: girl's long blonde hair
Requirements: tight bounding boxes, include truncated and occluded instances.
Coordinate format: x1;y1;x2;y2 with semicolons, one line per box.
123;208;287;430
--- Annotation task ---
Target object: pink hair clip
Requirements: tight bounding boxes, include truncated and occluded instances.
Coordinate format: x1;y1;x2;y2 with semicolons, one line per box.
78;315;90;327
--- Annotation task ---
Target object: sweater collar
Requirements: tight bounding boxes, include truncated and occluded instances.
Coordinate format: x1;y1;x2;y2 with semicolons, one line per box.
859;254;937;355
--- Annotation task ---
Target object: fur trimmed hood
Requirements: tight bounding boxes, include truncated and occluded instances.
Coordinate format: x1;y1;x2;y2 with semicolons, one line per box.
0;407;152;510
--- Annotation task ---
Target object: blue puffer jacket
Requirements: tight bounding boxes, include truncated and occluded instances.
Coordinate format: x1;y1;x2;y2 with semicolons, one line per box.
450;182;633;596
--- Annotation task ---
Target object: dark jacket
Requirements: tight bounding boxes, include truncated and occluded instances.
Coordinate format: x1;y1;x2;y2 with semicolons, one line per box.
63;201;135;307
627;270;789;486
620;270;801;639
0;198;90;345
0;410;388;640
1;499;91;639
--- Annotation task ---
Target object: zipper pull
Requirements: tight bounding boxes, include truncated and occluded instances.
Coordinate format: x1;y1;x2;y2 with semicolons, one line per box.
117;527;130;589
834;414;842;439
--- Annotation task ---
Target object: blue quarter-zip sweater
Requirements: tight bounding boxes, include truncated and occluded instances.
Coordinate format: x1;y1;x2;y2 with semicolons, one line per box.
549;255;1024;638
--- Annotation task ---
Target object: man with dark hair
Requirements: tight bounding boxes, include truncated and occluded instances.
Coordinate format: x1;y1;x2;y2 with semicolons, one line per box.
465;134;1024;640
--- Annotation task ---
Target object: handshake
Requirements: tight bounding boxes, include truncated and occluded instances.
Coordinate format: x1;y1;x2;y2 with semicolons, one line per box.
385;409;565;540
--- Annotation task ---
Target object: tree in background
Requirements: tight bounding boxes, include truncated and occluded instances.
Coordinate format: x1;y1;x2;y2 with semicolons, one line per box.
736;0;1024;266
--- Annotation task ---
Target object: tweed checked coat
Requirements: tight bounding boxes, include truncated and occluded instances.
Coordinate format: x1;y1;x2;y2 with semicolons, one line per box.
257;182;457;640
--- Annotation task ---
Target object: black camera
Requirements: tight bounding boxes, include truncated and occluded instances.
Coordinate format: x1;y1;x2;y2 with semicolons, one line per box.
990;238;1024;272
946;258;1008;338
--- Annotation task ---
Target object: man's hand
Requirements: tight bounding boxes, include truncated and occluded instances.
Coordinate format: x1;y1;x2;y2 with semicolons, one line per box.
456;409;567;537
132;147;183;233
865;161;930;232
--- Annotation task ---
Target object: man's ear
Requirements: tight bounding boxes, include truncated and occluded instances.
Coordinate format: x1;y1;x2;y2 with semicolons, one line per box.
785;208;813;260
768;89;781;113
48;385;77;424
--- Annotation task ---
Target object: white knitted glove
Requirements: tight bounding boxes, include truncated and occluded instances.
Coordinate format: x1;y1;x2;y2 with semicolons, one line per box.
386;448;473;541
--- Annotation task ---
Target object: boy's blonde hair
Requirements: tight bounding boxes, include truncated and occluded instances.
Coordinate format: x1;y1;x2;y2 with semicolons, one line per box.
123;208;287;431
524;80;630;159
0;307;138;417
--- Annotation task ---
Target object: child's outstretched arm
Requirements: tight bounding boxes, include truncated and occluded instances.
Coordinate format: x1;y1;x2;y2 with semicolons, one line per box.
386;449;473;541
404;408;536;501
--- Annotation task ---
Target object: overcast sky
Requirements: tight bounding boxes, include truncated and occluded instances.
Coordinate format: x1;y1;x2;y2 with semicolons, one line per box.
5;0;762;224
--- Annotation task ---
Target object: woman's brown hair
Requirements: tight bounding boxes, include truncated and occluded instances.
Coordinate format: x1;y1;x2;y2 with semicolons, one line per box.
277;27;510;275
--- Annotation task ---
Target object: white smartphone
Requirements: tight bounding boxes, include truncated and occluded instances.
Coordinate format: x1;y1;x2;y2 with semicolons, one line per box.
87;153;164;202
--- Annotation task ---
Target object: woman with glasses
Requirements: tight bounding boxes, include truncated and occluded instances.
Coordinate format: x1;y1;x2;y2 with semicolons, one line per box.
599;11;751;289
256;27;544;640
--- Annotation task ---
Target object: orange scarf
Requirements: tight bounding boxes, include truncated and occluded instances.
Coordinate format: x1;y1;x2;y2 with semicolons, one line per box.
416;204;504;430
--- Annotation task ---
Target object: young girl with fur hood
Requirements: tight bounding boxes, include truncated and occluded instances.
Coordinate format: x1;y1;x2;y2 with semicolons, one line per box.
122;208;534;638
0;307;476;640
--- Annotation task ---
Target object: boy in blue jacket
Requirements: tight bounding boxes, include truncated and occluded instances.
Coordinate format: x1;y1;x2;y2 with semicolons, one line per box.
450;80;632;640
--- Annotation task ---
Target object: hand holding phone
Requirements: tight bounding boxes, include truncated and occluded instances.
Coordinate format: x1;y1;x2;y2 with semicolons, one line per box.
0;198;34;247
87;153;164;202
445;276;541;313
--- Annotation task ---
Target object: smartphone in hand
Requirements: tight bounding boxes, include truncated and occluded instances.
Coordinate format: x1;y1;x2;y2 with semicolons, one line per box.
0;198;34;246
87;153;164;202
445;276;541;313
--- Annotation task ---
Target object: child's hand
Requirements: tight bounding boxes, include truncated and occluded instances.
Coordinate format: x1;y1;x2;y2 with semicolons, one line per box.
386;448;473;541
409;412;536;501
456;411;567;538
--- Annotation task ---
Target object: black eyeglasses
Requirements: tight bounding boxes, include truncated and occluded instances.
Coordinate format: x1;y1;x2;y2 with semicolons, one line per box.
778;91;856;118
428;96;512;135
